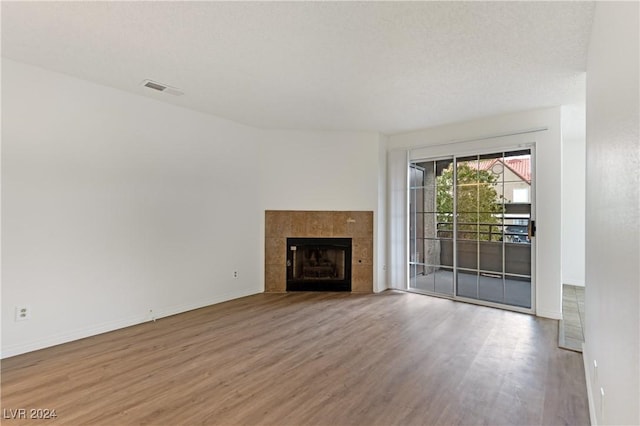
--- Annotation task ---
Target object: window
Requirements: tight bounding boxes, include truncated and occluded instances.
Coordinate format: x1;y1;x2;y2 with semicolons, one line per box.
513;188;529;203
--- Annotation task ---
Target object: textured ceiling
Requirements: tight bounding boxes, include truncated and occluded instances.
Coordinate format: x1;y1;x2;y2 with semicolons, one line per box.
1;2;594;134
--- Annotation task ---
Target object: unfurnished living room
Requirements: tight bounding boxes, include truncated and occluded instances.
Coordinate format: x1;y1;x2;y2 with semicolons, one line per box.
1;2;638;425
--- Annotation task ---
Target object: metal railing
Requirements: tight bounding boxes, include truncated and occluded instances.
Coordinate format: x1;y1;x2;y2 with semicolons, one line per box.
431;221;531;243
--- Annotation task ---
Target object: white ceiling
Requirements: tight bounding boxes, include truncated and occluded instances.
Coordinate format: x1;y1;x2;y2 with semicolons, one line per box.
1;1;594;134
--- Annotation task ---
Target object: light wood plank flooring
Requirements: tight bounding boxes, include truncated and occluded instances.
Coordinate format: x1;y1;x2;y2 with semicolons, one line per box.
1;291;589;425
559;284;586;352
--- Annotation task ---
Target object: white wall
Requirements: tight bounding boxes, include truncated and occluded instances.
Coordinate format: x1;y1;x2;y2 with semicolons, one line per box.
387;107;564;319
387;149;408;290
258;130;381;212
583;2;639;425
1;59;386;357
257;128;385;292
376;134;388;293
1;59;264;357
561;104;586;286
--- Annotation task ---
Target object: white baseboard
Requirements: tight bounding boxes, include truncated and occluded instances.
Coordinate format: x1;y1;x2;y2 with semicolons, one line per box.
583;343;598;425
1;286;261;359
150;286;261;323
1;313;148;359
564;278;586;287
536;308;562;320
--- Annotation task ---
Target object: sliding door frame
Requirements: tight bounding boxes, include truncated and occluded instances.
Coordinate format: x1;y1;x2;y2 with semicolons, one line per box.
407;143;536;316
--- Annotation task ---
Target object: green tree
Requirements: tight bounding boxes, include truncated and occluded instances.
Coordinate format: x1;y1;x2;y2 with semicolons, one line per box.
436;164;504;241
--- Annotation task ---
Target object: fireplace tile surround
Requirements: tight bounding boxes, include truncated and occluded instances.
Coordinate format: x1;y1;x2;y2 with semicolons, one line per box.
265;211;373;293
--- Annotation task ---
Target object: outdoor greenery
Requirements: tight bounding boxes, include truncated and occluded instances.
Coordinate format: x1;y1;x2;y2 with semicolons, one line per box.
436;163;504;241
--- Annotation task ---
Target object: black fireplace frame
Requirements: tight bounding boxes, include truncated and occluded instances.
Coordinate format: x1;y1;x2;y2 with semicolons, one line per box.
286;237;352;292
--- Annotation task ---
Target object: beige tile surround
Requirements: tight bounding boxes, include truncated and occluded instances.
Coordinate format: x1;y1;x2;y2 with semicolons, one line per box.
265;211;374;293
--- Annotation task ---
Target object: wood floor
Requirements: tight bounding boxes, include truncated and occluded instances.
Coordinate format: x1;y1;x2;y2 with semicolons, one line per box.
1;291;590;425
559;284;586;352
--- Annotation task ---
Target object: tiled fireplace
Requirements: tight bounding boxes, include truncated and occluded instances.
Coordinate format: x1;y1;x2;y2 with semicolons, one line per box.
265;211;373;293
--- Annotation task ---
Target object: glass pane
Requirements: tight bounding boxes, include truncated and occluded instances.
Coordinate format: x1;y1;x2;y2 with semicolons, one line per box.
457;156;479;184
410;150;534;310
505;275;531;308
439;238;454;267
453;149;533;309
434;266;454;295
505;218;530;244
411;264;435;292
479;152;503;161
418;213;439;239
505;243;531;276
437;216;454;239
457;239;478;270
420;186;436;213
415;182;425;212
502;154;531;184
421;238;443;266
409;263;418;285
478;273;504;304
456;270;478;299
409;165;424;189
492;183;507;210
479;241;503;273
409;164;425;280
409;237;416;263
435;161;454;243
502;151;532;215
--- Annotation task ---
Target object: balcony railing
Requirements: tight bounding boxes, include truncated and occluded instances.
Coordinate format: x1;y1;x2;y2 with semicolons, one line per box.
424;221;531;244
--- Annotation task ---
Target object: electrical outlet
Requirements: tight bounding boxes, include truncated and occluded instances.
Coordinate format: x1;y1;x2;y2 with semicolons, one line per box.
233;270;239;279
15;306;31;321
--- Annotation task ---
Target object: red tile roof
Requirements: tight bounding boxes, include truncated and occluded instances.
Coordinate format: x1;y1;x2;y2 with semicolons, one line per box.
504;158;531;183
472;158;531;184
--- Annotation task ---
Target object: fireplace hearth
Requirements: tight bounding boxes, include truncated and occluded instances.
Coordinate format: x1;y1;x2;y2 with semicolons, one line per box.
286;238;352;291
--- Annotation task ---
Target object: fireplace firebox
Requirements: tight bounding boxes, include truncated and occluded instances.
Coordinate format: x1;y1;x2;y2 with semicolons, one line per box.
286;238;352;291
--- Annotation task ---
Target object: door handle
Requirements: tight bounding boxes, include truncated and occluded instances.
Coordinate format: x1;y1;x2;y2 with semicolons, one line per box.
528;220;536;239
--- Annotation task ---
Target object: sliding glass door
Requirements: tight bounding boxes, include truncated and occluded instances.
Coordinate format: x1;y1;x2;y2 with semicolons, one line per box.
409;149;534;311
409;159;454;296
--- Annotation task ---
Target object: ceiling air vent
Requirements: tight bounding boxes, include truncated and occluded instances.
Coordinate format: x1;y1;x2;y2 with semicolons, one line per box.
141;79;184;96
